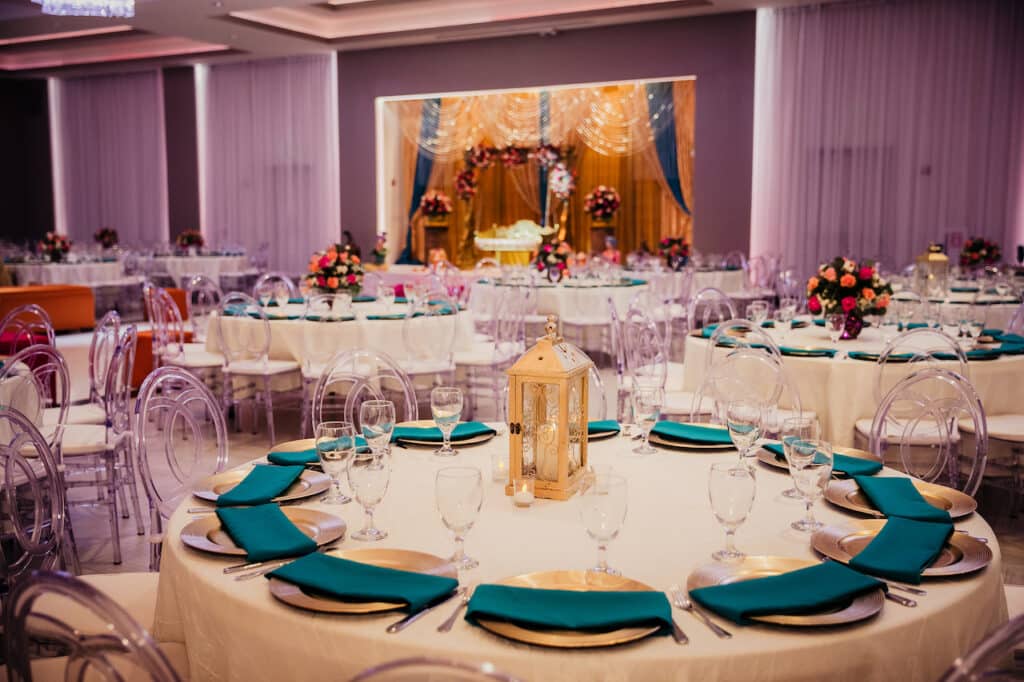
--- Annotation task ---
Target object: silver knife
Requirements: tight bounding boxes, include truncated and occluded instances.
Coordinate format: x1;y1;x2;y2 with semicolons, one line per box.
884;591;917;607
386;587;466;634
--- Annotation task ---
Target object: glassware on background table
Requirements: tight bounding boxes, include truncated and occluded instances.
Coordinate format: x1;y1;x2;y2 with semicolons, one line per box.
431;386;464;457
747;300;770;326
359;400;395;455
631;385;664;455
897;300;916;330
579;473;628;575
257;286;271;308
879;313;899;342
333;292;353;318
315;421;356;504
826;312;846;344
273;282;290;309
348;451;391;541
790;439;833;532
777;297;797;341
779;415;820;499
724;399;763;459
379;285;396;311
708;462;756;562
435;466;484;570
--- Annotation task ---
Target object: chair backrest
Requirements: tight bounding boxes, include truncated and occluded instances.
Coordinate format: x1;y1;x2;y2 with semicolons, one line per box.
705;319;783;372
5;570;182;682
587;365;608;421
104;325;138;436
402;292;458;368
474;257;501;282
185;274;223;342
722;250;747;271
1007;301;1024;335
149;287;188;362
938;614;1024;682
362;271;382;297
314;350;418;430
0;303;55;354
607;297;626;382
489;287;527;362
0;344;70;454
692;346;800;425
350;656;522;682
869;367;986;496
253;271;298;304
673;267;695;305
433;260;467;303
875;328;968;402
88;310;121;404
302;293;352;375
0;408;66;589
216;292;272;365
688;287;737;330
621;307;668;389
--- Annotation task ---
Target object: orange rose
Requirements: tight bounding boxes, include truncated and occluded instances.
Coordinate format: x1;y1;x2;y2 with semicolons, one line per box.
326;277;339;289
877;293;890;308
807;276;819;291
862;288;876;301
823;267;837;282
351;255;360;264
840;274;856;288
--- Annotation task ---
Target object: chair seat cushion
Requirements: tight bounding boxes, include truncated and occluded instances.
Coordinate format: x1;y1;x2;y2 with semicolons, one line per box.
401;359;456;375
854;418;957;445
163;349;223;369
43;403;106;426
52;424;115;456
225;359;300;376
959;414;1024;443
455;342;518;367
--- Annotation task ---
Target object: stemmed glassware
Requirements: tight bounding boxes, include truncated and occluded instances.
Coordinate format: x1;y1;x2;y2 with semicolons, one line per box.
315;421;356;504
273;282;290;309
348;450;391;541
790;439;833;532
431;386;464;457
379;285;396;312
897;300;917;330
579;473;628;575
708;462;756;562
779;415;820;499
724;399;763;459
776;297;797;342
257;285;271;308
435;467;484;570
631;385;664;455
747;300;770;327
825;312;845;345
359;400;395;455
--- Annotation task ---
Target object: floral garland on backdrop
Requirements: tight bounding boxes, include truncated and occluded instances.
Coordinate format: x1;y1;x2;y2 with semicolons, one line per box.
549;163;576;201
959;237;1000;268
583;185;621;221
455;169;478;200
306;244;364;295
40;232;72;262
94;227;118;249
534;241;573;282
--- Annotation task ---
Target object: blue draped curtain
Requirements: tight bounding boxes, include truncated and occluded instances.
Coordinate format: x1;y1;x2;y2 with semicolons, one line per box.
538;90;550;225
397;98;440;264
645;82;691;215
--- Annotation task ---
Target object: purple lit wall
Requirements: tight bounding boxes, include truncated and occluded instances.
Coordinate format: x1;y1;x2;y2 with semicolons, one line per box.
336;11;756;254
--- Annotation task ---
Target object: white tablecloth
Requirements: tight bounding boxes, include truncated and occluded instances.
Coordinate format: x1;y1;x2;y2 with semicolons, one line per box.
154;256;250;287
8;261;123;286
153;435;1007;682
693;268;746;294
473;281;649;320
894;292;1021;330
682;324;1024;446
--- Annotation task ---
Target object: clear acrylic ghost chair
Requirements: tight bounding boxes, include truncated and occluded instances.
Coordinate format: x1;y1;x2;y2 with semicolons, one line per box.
313;349;418;430
474;257;501;282
1007;301;1024;335
687;287;737;332
349;656;523;682
150;285;223;388
587;365;608;421
41;311;118;429
136;366;228;570
362;271;382;297
869;367;986;496
5;570;182;682
621;307;669;390
0;408;79;586
0;344;70;457
562;285;612;357
938;614;1024;682
722;250;747;272
401;293;458;415
607;297;632;421
185;274;223;343
455;287;525;420
0;303;55;355
216;292;300;446
299;293;353;437
705;319;783;369
253;271;298;306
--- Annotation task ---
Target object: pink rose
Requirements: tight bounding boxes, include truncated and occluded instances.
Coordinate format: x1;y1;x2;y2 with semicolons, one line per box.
858;266;874;280
319;255;332;269
841;296;857;313
347;274;357;284
807;296;822;314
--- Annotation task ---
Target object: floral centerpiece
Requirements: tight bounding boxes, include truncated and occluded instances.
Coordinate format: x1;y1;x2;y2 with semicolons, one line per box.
39;232;71;263
658;237;690;270
959;237;1000;268
306;244;364;295
807;257;892;339
176;230;204;250
419;190;453;224
583;185;621;222
94;227;118;249
534;241;573;282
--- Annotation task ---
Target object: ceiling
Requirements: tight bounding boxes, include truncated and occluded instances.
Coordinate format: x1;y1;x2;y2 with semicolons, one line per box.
0;0;827;77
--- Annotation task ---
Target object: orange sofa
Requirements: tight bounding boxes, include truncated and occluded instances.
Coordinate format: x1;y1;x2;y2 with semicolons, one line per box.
0;285;94;332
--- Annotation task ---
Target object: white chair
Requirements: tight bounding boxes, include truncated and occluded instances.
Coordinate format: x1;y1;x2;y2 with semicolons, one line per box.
313;349;418;428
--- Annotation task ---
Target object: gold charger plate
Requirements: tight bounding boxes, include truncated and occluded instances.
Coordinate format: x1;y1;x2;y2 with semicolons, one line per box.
192;468;330;504
811;519;992;577
649;424;735;451
588;429;620;441
180;508;345;557
756;445;877;473
825;477;977;520
475;570;661;649
393;420;495;447
268;548;456;614
686;556;884;626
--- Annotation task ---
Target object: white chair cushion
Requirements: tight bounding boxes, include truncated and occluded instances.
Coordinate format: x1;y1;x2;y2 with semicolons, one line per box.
401;359;456;375
225;359;300;376
854;418;957;446
164;349;223;369
43;403;106;427
959;414;1024;443
454;342;518;367
52;424;112;456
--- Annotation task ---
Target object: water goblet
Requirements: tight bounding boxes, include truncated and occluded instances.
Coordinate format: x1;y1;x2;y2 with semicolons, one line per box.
725;399;763;459
348;451;391;541
273;282;290;309
897;300;916;330
359;399;395;455
825;312;845;345
332;292;353;318
256;284;271;308
435;466;483;571
708;462;756;562
579;473;628;575
315;421;356;504
379;285;396;311
747;300;770;327
790;439;833;532
779;415;820;499
631;385;664;455
431;386;464;457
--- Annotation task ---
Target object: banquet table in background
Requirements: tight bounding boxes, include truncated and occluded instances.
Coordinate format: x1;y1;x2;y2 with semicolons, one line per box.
152;434;1007;682
894;291;1021;331
692;268;746;295
681;325;1024;446
153;255;250;287
473;279;650;319
7;261;124;286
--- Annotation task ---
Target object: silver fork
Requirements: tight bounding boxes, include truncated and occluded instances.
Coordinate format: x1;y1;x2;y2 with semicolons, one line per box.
436;585;473;632
669;585;732;639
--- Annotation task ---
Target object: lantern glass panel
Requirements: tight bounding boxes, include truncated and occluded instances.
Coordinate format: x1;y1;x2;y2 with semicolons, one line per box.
522;380;559;481
568;373;584;473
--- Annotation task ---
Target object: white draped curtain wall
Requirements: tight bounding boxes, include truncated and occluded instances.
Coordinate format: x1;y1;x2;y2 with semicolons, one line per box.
51;70;169;247
750;0;1024;277
198;54;340;273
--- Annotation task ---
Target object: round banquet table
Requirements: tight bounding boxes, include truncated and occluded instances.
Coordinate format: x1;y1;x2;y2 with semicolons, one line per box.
681;323;1024;447
894;291;1021;330
152;435;1007;682
692;268;746;295
153;255;250;287
473;280;649;318
8;260;123;286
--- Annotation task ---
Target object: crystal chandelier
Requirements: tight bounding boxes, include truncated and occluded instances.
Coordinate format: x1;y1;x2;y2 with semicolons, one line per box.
32;0;135;18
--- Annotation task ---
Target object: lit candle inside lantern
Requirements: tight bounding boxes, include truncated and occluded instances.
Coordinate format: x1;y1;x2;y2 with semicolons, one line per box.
512;477;535;507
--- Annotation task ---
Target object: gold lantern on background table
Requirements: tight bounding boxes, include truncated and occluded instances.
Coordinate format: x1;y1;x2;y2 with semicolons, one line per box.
506;315;593;501
915;243;950;295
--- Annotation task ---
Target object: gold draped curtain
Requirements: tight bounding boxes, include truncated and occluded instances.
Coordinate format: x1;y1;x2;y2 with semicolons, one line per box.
400;80;695;262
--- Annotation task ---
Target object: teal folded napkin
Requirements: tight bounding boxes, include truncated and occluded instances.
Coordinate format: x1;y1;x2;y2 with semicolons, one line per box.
813;318;825;326
779;346;837;358
626;278;647;286
689;560;884;625
932;349;1002;361
265;297;305;307
847;351;914;362
365;313;407;320
763;443;882;477
996;333;1024;346
465;585;672;634
760;320;775;328
853;475;952;522
699;324;719;338
951;286;980;293
394;296;408;304
249;311;300;320
304;314;355;322
391;422;496;443
216;465;304;506
268;552;458;612
352;295;375;302
216;504;317;562
906;322;931;330
999;343;1024;355
651;421;733;445
267;437;369;465
849;517;954;584
587;419;621;434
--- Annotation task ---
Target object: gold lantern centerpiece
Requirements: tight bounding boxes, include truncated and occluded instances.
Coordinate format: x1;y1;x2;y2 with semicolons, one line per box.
915;243;950;295
506;315;593;501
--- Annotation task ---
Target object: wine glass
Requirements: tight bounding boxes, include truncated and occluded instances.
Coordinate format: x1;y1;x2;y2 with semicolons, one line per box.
708;462;756;562
825;312;845;345
579;473;628;575
315;421;356;504
379;285;396;311
359;399;395;456
431;387;463;457
747;300;770;327
348;451;391;541
256;284;271;308
790;439;832;532
435;466;483;571
631;385;663;455
273;282;290;309
779;415;820;499
725;399;763;459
